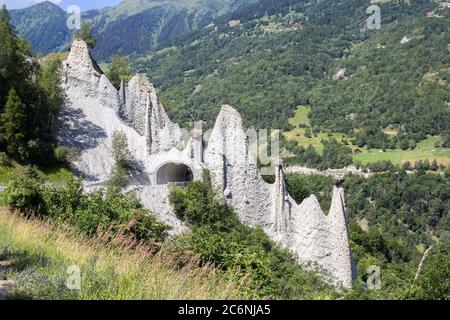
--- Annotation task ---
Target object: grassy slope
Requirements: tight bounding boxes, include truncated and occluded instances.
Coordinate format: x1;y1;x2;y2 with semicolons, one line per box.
284;106;450;165
353;137;450;165
0;208;249;300
0;162;74;186
284;106;349;153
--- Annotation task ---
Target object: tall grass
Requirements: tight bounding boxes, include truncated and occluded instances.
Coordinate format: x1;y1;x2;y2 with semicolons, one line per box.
0;207;252;300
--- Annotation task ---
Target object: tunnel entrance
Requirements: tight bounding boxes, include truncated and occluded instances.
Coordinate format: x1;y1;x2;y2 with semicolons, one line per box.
156;163;194;185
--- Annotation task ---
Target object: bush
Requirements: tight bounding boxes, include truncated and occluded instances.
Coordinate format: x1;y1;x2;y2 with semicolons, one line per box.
54;147;78;165
40;175;83;222
169;181;337;299
3;170;170;242
108;131;130;195
74;190;170;240
125;209;171;242
3;167;45;215
169;181;233;227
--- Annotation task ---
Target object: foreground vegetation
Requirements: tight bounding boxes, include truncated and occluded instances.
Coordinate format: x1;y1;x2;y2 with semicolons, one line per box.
0;168;339;299
0;169;449;299
2;167;170;243
169;180;339;299
0;208;247;300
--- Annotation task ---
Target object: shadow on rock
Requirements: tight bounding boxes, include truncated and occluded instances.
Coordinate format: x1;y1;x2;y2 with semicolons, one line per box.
58;106;107;152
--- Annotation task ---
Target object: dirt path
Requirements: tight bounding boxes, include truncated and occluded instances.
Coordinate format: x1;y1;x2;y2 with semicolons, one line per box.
0;260;13;300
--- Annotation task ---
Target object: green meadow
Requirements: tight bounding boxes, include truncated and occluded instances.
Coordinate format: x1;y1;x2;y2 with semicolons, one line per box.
284;106;351;153
284;106;450;166
353;136;450;166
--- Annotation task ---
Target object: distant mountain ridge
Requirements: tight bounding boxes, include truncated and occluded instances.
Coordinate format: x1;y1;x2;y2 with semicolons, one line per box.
10;1;72;54
9;0;257;60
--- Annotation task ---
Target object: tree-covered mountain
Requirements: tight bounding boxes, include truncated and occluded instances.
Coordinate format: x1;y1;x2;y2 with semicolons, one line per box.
9;0;258;60
134;0;449;154
9;1;72;54
8;0;450;165
308;13;450;150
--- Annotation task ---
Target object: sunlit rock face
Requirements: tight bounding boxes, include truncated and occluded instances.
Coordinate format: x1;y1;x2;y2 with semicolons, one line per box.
204;105;355;288
60;39;356;288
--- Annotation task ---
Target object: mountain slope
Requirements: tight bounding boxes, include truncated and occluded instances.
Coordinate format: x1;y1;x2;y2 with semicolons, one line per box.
308;14;450;148
89;0;259;60
9;0;258;60
10;1;71;53
134;0;449;147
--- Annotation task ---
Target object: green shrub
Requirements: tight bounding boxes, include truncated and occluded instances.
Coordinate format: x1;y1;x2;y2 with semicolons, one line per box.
72;190;114;235
125;209;171;243
54;147;78;165
108;131;130;195
169;181;235;227
73;190;170;241
40;176;83;222
3;170;170;242
169;181;337;299
3;167;45;215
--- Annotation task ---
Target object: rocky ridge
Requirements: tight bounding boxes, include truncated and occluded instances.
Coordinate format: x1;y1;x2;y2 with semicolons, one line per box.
59;39;356;288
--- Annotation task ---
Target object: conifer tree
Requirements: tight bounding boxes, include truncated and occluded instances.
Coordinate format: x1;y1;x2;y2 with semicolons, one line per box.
0;5;36;107
0;88;26;157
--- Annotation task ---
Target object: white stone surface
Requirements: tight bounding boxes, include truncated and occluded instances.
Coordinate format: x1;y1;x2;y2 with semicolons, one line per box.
59;39;198;235
205;105;356;287
131;185;188;236
59;39;356;287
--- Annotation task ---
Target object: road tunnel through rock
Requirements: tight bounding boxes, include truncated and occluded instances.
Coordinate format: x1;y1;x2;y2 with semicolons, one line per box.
156;163;194;185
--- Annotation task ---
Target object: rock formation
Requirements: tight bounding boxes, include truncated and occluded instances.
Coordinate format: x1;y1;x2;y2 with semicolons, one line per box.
59;39;356;288
119;74;182;154
204;105;355;288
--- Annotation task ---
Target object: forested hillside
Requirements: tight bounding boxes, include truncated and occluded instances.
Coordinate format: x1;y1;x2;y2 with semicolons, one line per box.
9;0;258;60
135;0;449;158
308;14;450;150
9;1;71;54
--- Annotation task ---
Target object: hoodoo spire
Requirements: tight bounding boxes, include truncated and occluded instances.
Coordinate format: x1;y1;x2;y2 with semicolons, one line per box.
327;186;356;288
61;40;356;288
